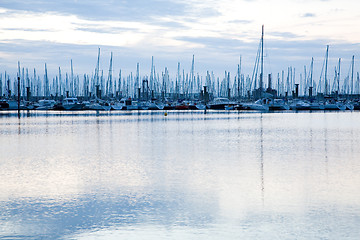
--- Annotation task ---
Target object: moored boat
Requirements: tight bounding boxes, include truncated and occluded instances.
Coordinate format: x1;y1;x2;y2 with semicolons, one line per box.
208;98;236;110
0;100;9;110
242;99;269;111
61;97;84;110
289;100;312;110
268;99;290;110
35;99;57;110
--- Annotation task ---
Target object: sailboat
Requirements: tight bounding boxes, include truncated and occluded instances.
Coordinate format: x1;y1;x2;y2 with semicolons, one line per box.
251;25;277;100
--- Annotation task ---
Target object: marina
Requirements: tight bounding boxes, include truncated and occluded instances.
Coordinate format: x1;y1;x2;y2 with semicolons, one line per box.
1;26;360;113
1;2;360;238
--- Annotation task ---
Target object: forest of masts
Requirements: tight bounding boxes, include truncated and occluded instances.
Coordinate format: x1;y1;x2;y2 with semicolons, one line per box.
1;47;360;102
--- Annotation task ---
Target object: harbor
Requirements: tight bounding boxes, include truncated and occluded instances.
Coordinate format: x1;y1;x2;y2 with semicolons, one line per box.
1;1;360;238
2;26;360;113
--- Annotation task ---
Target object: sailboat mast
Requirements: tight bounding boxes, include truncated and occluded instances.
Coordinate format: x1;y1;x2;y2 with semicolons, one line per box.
71;59;74;97
310;57;313;90
191;54;195;96
338;58;341;94
260;25;264;91
324;45;329;95
150;56;154;92
238;55;241;98
351;55;354;95
177;62;180;98
108;52;113;96
357;72;360;95
96;48;100;86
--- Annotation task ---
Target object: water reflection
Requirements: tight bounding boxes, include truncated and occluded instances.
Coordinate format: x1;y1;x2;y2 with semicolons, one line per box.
1;111;360;239
259;113;264;206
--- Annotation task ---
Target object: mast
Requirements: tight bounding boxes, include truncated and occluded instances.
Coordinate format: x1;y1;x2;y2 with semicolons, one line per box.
58;67;62;97
70;59;74;97
310;57;313;97
136;62;139;94
17;62;21;109
227;72;230;99
118;69;121;97
357;72;360;95
351;55;354;95
95;47;100;86
324;45;329;95
191;54;195;96
337;58;341;94
238;56;241;98
177;62;180;98
44;63;49;97
304;66;307;96
277;72;280;95
0;73;2;97
33;68;36;96
260;25;264;92
293;68;296;94
108;52;113;96
150;56;154;93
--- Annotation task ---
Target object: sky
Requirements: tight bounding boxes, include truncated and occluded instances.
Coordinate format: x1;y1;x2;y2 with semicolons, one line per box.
0;0;360;81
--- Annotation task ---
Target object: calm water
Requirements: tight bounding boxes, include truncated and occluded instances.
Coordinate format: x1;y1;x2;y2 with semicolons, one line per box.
0;110;360;239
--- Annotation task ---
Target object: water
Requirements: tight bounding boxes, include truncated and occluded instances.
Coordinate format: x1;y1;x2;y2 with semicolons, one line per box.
1;110;360;239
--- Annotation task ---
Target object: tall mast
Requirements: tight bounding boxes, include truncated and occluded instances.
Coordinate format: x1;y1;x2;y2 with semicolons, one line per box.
191;54;195;95
96;47;100;86
260;25;264;91
337;58;341;94
136;62;139;97
351;55;354;95
71;59;74;96
17;62;21;98
44;63;49;97
310;57;314;90
108;52;113;96
119;70;121;94
33;68;36;96
177;62;180;98
58;67;62;96
0;73;2;97
304;66;307;96
238;55;241;98
324;45;329;95
357;72;360;95
150;56;154;92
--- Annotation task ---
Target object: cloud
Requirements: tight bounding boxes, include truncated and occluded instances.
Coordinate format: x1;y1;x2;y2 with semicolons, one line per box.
228;19;253;24
268;31;303;39
0;0;188;21
177;36;252;53
302;12;316;18
0;0;360;81
3;28;49;32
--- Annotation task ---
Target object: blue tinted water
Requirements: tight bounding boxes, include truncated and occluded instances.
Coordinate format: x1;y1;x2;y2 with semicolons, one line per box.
0;111;360;239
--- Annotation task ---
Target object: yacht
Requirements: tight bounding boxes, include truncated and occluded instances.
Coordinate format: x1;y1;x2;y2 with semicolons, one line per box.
36;99;56;110
208;98;236;110
323;101;346;111
112;98;139;110
268;99;290;110
289;100;311;110
242;99;269;111
62;98;84;110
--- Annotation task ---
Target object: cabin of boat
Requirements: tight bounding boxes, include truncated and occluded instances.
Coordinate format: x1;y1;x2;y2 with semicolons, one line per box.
0;100;9;110
208;98;235;110
61;97;84;110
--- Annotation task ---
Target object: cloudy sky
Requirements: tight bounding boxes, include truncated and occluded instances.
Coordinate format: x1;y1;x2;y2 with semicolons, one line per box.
0;0;359;80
